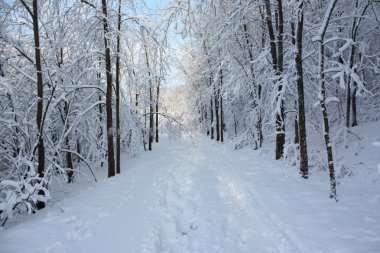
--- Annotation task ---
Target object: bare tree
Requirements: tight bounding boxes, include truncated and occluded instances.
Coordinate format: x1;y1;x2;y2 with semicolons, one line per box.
101;0;115;177
314;0;338;200
115;0;122;174
19;0;46;209
264;0;285;160
294;0;309;178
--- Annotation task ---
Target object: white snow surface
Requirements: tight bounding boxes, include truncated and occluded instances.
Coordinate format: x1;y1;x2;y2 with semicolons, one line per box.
1;136;380;253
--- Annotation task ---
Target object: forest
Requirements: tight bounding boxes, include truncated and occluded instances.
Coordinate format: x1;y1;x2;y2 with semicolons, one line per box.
0;0;380;252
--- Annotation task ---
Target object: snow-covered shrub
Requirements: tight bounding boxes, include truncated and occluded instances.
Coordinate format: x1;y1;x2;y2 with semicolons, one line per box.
284;143;300;168
0;158;50;225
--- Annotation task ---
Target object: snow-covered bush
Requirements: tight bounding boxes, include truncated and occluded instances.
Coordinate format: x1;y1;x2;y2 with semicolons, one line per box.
0;158;50;225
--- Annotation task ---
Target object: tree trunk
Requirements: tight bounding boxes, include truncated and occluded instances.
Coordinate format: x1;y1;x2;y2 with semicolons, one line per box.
76;138;81;163
345;74;351;128
155;78;160;143
64;101;74;183
149;85;153;151
30;0;45;210
96;55;105;168
316;0;338;200
352;86;358;126
115;0;122;174
220;96;224;143
276;0;285;159
291;22;299;145
66;134;74;183
101;0;115;178
243;24;262;148
295;0;309;179
210;97;214;139
220;69;224;143
144;108;148;151
264;0;285;159
349;0;361;127
214;85;220;142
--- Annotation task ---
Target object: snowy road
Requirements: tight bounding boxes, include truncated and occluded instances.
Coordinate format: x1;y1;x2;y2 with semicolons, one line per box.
1;136;379;253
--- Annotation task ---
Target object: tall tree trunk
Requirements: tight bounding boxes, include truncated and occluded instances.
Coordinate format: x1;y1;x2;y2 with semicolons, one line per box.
66;130;74;183
29;0;45;209
345;74;351;128
101;0;115;178
155;78;160;143
264;0;285;159
149;84;153;150
220;97;224;143
144;108;148;151
97;57;104;168
220;69;224;143
214;84;220;142
63;95;74;183
243;24;262;148
115;0;122;174
275;0;285;159
291;21;299;145
295;0;309;179
142;42;153;151
349;0;363;127
210;98;214;139
352;86;358;126
316;0;338;200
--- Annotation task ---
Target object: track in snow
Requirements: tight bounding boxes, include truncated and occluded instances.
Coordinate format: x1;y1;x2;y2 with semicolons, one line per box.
1;136;379;253
142;137;318;253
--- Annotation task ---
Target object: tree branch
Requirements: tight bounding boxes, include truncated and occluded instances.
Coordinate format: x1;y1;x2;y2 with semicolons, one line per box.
19;0;33;18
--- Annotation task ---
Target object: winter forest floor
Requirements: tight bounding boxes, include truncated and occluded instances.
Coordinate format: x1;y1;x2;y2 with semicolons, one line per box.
1;133;380;253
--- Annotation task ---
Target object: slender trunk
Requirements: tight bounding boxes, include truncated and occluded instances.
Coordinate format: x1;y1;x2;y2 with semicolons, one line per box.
66;133;74;183
276;0;285;159
204;104;209;135
97;57;104;168
294;116;299;144
76;139;81;163
220;96;224;143
259;9;265;147
295;0;309;178
316;0;338;200
264;0;285;159
345;76;351;128
115;0;122;174
292;21;299;145
155;79;159;142
234;115;237;136
149;85;153;150
352;85;358;126
101;0;115;178
64;100;74;183
243;24;262;147
210;98;214;139
264;0;278;70
350;1;361;127
214;85;220;142
98;93;104;168
320;43;336;199
144;108;147;151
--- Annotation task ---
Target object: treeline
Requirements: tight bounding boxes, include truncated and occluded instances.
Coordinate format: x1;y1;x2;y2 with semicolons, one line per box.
0;0;166;224
177;0;380;198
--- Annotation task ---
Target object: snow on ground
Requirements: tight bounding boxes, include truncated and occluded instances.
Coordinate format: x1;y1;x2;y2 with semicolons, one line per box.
1;127;380;253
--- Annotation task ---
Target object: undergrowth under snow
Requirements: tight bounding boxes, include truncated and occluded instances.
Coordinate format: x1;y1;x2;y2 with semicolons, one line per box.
0;122;379;253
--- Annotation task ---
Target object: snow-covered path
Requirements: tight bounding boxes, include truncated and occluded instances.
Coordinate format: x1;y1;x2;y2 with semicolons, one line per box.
1;137;379;253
